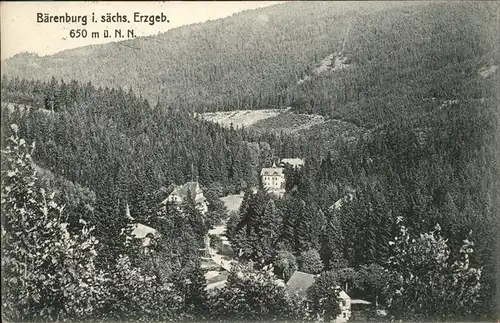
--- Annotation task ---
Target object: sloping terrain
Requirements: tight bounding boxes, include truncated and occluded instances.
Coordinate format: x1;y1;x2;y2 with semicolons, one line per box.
200;108;367;154
5;1;394;111
4;2;496;130
199;108;327;134
200;106;365;137
250;112;325;134
199;109;287;129
297;52;352;85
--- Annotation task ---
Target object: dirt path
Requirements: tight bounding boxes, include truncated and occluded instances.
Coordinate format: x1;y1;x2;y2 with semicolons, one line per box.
205;193;244;289
208;221;234;272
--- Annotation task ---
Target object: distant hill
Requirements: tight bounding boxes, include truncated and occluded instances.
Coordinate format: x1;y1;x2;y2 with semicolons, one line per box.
2;1;498;128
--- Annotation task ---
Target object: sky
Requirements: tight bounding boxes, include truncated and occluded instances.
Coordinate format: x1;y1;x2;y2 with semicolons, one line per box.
0;1;284;60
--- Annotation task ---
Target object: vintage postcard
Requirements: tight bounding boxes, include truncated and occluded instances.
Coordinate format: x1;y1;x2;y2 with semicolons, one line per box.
1;1;499;322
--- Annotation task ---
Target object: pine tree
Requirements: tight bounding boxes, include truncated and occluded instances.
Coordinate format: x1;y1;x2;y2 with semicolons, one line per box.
182;188;207;247
175;261;208;316
44;76;58;111
258;199;282;263
320;210;346;270
104;255;183;321
293;198;311;252
306;271;342;321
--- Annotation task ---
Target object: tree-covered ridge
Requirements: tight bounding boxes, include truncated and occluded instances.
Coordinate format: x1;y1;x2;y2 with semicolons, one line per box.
3;2;498;127
288;2;499;127
1;77;248;192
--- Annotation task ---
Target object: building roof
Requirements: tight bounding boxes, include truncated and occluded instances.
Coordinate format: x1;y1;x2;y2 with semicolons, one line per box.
130;223;158;239
351;299;372;305
163;181;206;204
286;271;350;300
205;279;227;291
329;192;355;211
260;162;284;176
286;271;316;298
339;289;350;300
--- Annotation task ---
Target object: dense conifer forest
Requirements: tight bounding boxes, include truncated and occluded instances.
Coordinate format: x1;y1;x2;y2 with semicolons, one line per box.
1;1;499;322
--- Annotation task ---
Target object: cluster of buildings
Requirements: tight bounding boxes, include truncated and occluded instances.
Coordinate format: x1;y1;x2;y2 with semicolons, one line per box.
129;158;305;247
125;157;375;321
205;268;366;323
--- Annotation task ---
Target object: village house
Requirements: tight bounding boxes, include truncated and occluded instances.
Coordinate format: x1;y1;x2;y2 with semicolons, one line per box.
130;223;158;249
162;181;209;215
286;271;352;323
260;162;285;192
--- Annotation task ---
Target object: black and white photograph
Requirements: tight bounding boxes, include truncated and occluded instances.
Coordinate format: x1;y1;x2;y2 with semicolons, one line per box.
1;1;499;322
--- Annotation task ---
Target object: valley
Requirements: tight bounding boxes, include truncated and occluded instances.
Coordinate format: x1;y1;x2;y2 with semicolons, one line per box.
1;1;499;322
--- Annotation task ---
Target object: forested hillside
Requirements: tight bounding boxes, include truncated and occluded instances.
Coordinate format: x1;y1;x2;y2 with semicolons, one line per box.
228;94;500;320
2;67;498;320
3;2;498;127
1;77;322;256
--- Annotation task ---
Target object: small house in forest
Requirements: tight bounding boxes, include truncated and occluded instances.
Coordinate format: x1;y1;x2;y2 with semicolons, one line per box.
329;187;356;211
162;181;208;215
286;271;352;323
130;223;158;248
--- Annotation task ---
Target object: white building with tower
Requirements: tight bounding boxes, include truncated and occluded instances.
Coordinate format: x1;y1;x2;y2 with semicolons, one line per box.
260;162;285;193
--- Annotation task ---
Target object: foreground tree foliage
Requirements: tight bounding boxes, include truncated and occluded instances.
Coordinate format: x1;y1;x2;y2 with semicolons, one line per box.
0;128;204;322
384;218;482;321
355;263;387;307
305;271;342;321
102;255;184;322
1;125;106;321
208;265;301;321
